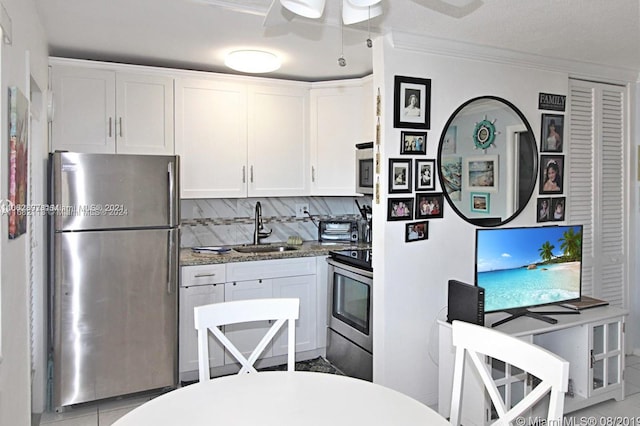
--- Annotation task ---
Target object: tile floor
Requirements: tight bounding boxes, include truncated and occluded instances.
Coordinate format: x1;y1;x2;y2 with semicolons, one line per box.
37;355;640;425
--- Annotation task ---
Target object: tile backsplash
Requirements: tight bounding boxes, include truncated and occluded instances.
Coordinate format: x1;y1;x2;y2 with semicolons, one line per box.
180;196;372;247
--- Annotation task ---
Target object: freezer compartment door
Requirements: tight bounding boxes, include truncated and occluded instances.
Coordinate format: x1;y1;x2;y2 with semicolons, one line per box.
50;152;179;230
51;228;179;408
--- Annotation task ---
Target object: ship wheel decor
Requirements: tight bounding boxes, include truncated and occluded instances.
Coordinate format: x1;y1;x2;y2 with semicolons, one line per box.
473;116;499;150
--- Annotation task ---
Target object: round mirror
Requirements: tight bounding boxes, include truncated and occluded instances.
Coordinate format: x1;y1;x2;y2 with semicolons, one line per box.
437;96;538;227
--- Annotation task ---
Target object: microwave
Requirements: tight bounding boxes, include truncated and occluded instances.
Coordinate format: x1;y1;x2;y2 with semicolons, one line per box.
355;142;374;195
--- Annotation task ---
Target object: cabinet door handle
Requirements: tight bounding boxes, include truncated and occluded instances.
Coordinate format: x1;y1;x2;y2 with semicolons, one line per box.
590;349;595;368
312;166;316;182
108;117;113;137
242;166;246;183
250;165;254;183
119;117;123;137
194;273;217;278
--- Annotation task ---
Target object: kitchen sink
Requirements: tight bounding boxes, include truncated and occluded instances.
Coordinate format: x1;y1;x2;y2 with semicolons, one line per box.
233;245;300;254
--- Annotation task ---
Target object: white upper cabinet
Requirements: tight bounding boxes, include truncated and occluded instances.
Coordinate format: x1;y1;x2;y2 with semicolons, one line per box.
115;72;175;155
175;78;248;198
175;77;309;198
309;81;368;195
50;61;174;155
50;66;116;153
247;84;309;197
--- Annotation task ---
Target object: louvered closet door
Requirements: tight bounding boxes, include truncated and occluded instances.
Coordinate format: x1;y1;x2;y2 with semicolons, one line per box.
568;79;627;308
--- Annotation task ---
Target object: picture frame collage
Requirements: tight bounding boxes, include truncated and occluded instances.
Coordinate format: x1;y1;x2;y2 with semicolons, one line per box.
537;93;566;222
390;75;442;243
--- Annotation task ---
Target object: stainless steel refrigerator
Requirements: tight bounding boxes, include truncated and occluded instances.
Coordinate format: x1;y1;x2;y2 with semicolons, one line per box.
48;152;180;409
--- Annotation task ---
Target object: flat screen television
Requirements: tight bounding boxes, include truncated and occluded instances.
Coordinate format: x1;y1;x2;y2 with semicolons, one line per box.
475;225;583;327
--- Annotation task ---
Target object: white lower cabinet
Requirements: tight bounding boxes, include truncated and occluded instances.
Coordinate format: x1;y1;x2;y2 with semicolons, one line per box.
223;279;275;363
224;257;317;366
179;265;226;376
180;257;320;378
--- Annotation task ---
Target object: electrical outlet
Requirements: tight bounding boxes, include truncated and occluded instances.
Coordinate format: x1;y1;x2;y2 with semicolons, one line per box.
295;203;309;218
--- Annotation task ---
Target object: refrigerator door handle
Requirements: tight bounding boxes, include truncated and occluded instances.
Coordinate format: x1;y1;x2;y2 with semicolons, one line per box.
168;161;175;225
167;230;177;294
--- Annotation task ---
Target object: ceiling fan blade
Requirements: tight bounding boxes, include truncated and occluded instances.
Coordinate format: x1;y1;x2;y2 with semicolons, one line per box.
343;1;383;25
189;0;268;17
263;0;296;27
410;0;483;18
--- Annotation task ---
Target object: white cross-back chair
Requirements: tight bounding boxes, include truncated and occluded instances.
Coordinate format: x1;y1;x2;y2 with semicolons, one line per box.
449;320;570;426
194;298;300;382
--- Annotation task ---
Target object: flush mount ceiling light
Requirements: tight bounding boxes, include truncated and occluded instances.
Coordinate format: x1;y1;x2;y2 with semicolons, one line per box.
224;50;282;73
280;0;382;24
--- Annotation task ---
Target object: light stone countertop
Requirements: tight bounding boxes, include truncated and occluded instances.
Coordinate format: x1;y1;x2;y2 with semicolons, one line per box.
180;241;370;266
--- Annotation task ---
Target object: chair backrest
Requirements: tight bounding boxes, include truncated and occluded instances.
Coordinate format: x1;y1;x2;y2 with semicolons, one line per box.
449;320;569;426
194;298;300;382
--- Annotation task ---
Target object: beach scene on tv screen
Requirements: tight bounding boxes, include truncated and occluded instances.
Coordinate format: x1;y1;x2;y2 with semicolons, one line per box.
477;226;582;312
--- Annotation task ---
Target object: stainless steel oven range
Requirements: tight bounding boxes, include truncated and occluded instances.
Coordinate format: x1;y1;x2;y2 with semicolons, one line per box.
326;249;372;381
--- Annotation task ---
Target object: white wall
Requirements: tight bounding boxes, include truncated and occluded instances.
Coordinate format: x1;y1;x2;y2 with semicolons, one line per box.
0;0;48;423
371;32;572;404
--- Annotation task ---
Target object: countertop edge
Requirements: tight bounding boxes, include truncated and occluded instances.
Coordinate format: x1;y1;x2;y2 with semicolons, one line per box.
180;242;370;266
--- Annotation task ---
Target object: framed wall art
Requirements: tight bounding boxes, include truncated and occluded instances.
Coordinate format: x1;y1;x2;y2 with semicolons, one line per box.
464;155;499;192
440;156;462;201
537;197;551;222
387;197;414;221
393;75;431;129
400;131;427;155
470;192;490;213
405;221;428;243
8;86;28;239
415;192;444;219
415;159;435;191
539;155;564;194
551;197;566;221
389;158;412;194
541;113;564;152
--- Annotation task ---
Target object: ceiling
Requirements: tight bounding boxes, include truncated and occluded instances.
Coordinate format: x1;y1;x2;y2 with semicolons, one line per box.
35;0;640;82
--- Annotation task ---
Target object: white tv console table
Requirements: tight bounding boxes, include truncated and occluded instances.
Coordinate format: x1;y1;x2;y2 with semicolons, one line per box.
438;306;628;425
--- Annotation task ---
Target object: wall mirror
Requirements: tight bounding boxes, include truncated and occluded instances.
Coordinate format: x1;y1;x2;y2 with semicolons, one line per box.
437;96;538;227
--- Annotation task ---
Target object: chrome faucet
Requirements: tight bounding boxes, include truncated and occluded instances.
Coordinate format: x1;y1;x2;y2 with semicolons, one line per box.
253;202;272;245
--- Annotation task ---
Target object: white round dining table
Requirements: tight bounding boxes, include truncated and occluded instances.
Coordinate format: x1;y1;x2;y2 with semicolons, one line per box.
113;371;450;426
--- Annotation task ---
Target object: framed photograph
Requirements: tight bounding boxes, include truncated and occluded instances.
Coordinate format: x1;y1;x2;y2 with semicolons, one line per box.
389;158;412;194
393;75;431;129
415;159;436;191
537;197;551;222
415;192;444;219
387;197;414;221
440;156;462;201
400;131;427;155
539;155;564;194
541;113;564;152
470;192;490;213
441;125;457;154
464;155;499;192
551;197;566;221
405;221;429;243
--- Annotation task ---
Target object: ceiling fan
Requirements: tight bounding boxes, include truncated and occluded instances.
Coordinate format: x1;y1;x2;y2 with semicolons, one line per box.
194;0;483;27
275;0;383;25
266;0;483;25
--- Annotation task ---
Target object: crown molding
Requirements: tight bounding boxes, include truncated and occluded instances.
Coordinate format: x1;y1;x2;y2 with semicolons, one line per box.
390;31;638;85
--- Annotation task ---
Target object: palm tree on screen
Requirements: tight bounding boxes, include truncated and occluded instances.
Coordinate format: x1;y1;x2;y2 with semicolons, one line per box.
559;228;582;261
538;241;555;262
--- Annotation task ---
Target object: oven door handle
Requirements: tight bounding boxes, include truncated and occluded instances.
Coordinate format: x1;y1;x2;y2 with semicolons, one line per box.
327;258;373;280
